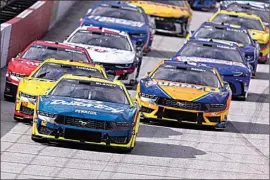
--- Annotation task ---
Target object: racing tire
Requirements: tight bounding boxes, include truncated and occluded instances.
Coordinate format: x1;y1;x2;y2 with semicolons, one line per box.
135;59;142;79
4;95;15;102
141;118;151;123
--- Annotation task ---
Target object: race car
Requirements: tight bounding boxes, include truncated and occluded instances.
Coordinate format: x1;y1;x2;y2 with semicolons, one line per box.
187;22;259;76
136;60;232;129
129;0;192;37
80;1;154;54
4;40;93;101
14;59;107;122
188;0;217;11
175;39;252;100
209;10;269;63
64;26;142;87
219;0;269;11
223;2;269;27
31;74;140;152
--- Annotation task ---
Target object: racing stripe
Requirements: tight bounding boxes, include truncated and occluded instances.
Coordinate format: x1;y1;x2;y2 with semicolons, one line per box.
192;92;211;102
156;85;172;99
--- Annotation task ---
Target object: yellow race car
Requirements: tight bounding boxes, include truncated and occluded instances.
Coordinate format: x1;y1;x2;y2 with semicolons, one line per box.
32;74;140;152
14;58;107;121
209;10;269;63
136;59;232;129
129;0;192;37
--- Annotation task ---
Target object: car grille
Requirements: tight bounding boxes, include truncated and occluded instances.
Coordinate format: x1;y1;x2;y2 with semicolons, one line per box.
99;63;133;69
20;106;34;116
110;136;128;144
64;128;102;143
156;108;203;122
207;116;221;123
54;116;113;130
156;98;207;111
151;16;188;31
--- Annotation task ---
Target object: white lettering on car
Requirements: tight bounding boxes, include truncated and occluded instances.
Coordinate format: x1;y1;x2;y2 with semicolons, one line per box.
149;81;205;90
50;99;125;113
88;16;144;27
75;109;97;115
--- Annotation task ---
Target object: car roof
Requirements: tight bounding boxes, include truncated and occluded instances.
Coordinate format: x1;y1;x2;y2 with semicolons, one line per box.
201;21;248;32
41;58;103;70
185;38;239;49
217;10;261;20
162;59;215;72
77;26;128;36
96;1;141;12
31;40;87;52
59;74;124;86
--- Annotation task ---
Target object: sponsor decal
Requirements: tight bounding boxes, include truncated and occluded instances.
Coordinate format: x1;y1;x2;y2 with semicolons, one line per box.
65;49;83;54
147;81;205;90
75;109;97;115
75;66;97;71
21;61;40;66
50;99;125;113
88;16;144;27
226;28;247;33
216;45;236;50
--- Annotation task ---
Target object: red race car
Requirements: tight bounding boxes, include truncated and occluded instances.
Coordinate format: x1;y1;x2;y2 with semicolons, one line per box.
4;40;93;101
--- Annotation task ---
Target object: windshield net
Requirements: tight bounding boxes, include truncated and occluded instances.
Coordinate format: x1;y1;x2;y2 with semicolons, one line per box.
152;64;220;88
91;6;145;22
22;44;89;62
69;30;131;51
50;79;129;104
32;63;104;80
194;26;251;45
179;42;243;62
212;14;264;31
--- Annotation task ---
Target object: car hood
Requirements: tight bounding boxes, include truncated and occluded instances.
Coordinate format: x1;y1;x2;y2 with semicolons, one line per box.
139;78;229;104
130;1;189;18
19;78;56;96
83;15;147;33
65;43;135;64
177;56;250;76
248;29;269;44
8;58;41;75
38;96;136;122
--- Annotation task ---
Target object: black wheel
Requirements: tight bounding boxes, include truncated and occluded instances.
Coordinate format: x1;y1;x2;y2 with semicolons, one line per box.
4;95;15;102
141;118;151;123
120;147;134;154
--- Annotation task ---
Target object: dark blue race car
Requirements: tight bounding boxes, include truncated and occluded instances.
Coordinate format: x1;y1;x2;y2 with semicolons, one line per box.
189;22;260;76
175;39;252;100
80;1;154;54
189;0;217;11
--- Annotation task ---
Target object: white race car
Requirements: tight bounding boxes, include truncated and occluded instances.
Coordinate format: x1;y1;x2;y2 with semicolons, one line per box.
64;26;142;86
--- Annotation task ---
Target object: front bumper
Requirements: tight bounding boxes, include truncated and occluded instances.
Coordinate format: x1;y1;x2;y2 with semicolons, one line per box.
101;63;137;76
138;98;228;128
32;118;139;148
14;97;35;121
151;16;190;35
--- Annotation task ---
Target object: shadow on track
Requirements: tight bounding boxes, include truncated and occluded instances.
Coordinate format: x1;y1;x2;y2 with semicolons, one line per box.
225;121;269;135
254;72;270;80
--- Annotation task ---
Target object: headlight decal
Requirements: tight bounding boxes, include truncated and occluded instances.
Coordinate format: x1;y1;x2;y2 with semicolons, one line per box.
37;111;57;122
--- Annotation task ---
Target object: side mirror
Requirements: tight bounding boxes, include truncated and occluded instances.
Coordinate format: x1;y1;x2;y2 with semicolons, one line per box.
190;30;194;35
136;46;142;52
16;52;21;58
146;71;151;76
223;81;230;90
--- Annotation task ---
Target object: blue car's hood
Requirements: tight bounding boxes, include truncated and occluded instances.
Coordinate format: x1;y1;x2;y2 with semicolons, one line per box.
177;56;250;76
38;96;136;122
82;15;147;33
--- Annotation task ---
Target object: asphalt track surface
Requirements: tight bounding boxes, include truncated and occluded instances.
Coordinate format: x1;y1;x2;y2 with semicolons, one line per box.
1;1;269;179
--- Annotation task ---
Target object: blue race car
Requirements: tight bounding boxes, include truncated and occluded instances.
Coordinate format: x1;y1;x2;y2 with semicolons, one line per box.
32;74;140;152
80;1;154;54
175;39;252;100
188;22;260;76
189;0;217;11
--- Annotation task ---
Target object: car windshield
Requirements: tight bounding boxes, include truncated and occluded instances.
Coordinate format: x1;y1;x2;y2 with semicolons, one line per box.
194;26;251;45
50;79;129;104
21;44;89;62
212;14;264;31
227;4;269;23
179;42;243;62
69;30;132;51
151;0;185;6
32;63;104;80
91;6;145;22
151;64;220;88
